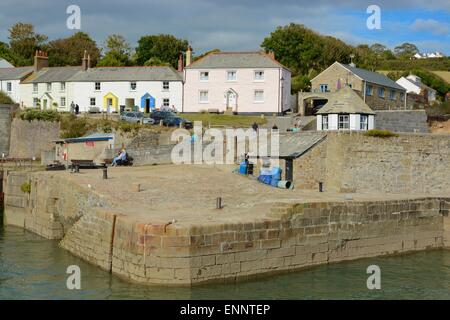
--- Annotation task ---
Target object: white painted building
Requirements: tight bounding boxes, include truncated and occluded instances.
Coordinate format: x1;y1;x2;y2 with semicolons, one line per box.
396;74;437;102
0;66;33;104
20;51;183;113
69;67;183;113
316;86;375;131
183;51;291;114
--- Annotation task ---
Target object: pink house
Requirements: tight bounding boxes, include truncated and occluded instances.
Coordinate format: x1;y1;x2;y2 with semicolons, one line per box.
183;51;291;114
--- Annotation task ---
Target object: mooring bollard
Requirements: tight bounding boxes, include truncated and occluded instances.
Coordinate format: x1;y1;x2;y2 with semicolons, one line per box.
102;167;108;179
216;197;222;209
319;182;323;192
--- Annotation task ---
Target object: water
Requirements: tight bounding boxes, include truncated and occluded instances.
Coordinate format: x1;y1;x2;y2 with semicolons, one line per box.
1;224;449;300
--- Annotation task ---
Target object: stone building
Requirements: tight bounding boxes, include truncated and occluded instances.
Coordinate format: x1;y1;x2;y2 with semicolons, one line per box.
301;61;407;114
316;86;375;131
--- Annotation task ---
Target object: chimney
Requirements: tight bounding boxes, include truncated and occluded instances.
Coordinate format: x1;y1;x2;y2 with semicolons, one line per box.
177;54;184;72
87;54;91;69
186;46;192;67
34;50;49;72
81;50;88;71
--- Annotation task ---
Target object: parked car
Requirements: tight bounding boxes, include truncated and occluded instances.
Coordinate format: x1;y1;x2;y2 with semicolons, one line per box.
162;116;193;129
120;112;155;125
150;110;177;123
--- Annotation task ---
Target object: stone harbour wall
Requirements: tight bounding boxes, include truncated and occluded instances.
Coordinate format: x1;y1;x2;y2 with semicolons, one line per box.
375;110;428;133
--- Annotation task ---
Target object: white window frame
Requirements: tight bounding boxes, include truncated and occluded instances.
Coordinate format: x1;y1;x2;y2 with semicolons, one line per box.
60;97;66;107
6;82;12;92
90;98;96;106
199;90;209;104
338;114;350;130
200;71;209;81
163;81;170;91
389;90;396;100
378;87;385;98
227;70;237;82
322;115;329;130
33;83;38;93
320;84;328;93
130;82;137;91
60;82;66;92
95;82;101;91
360;115;368;130
254;70;265;81
46;83;52;92
254;89;264;103
366;85;373;96
163;98;170;107
33;98;39;107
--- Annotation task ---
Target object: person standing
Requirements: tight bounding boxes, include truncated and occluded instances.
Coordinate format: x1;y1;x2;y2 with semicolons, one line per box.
252;122;259;132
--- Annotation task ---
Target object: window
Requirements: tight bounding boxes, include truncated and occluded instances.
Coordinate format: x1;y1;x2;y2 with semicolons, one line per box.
163;81;169;90
200;71;209;81
378;87;385;98
46;83;52;92
227;71;237;81
389;90;396;100
400;92;405;102
338;114;350;130
254;90;264;103
199;90;209;103
33;98;39;107
320;84;328;93
95;82;101;91
254;71;264;81
90;98;96;106
60;82;66;91
33;83;38;93
360;115;368;130
60;97;66;107
322;115;329;130
130;82;137;91
6;82;12;92
163;98;170;107
366;84;373;96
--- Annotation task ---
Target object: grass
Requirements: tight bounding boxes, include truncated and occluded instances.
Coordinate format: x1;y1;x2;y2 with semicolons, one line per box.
432;71;450;84
181;113;267;128
364;129;399;138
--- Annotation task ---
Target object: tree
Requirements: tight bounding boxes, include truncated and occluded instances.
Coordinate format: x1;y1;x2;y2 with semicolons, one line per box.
0;41;17;66
369;43;387;55
143;57;171;67
8;22;48;66
45;32;100;67
194;49;221;61
97;34;132;67
261;23;352;75
135;34;189;68
0;90;14;104
355;44;379;71
394;43;419;58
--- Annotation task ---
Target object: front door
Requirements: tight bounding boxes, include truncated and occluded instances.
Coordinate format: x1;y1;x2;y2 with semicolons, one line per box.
107;98;113;113
145;99;150;113
43;99;48;110
226;90;237;111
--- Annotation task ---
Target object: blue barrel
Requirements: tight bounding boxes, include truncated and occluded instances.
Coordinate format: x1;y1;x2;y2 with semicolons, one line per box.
270;166;282;187
239;162;247;174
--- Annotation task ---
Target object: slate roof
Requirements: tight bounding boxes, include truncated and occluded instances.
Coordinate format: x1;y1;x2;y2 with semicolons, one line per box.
22;66;82;83
0;66;34;80
186;52;288;70
339;62;405;91
0;58;14;68
68;66;182;82
278;132;327;159
400;76;436;93
317;86;375;115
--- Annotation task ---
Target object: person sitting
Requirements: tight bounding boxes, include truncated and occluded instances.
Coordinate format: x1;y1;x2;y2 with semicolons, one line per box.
112;148;127;166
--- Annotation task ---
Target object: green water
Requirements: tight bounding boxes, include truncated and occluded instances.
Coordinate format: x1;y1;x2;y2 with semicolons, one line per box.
0;225;449;300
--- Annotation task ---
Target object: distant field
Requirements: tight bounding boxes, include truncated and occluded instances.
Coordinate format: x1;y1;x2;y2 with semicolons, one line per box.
182;113;267;127
432;71;450;83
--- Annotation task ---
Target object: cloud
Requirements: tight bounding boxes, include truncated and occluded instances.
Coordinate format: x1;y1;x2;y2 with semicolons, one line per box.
410;19;450;35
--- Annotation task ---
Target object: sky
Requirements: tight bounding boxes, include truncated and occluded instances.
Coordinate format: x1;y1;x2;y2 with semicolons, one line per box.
0;0;449;55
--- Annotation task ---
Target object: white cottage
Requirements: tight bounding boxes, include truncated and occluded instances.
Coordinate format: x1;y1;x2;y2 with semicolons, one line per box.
183;50;291;114
316;86;375;131
0;66;33;104
396;75;437;102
